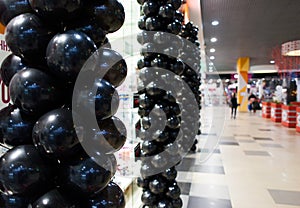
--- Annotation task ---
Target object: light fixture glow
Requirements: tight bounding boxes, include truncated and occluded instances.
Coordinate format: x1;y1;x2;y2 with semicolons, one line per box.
209;56;215;60
211;20;219;26
210;37;217;42
270;60;275;64
210;48;216;53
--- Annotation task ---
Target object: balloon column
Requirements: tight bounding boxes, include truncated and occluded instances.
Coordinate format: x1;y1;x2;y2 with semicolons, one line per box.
136;0;200;207
179;21;202;152
0;0;127;207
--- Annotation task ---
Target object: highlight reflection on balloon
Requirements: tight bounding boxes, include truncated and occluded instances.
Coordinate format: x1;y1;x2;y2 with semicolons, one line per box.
9;68;63;116
0;145;55;196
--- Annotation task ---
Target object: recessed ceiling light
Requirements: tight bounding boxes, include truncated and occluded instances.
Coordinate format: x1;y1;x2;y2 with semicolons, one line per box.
270;60;275;64
210;37;217;42
209;66;213;70
210;56;215;60
209;62;214;66
210;48;216;53
211;20;219;26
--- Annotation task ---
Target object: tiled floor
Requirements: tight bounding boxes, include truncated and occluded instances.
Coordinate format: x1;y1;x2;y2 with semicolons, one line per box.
126;106;300;208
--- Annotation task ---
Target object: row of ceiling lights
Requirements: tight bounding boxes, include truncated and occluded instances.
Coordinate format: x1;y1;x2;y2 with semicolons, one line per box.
208;20;276;68
208;20;219;72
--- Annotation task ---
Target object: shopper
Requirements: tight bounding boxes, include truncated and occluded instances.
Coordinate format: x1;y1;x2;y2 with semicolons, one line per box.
230;93;238;119
248;93;257;113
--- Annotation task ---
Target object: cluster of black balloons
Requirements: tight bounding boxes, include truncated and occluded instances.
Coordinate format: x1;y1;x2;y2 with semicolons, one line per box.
179;21;202;152
135;0;196;207
0;0;127;207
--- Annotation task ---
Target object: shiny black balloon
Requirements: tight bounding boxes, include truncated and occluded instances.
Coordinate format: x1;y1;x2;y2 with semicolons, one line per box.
158;4;175;19
141;190;157;206
141;140;158;154
46;30;97;80
138;15;147;30
152;129;169;143
0;192;32;208
32;108;80;160
146;82;165;97
60;152;116;196
9;68;63;116
90;48;127;87
145;16;162;31
174;10;184;23
74;78;119;119
86;116;127;154
151;57;168;68
149;177;167;194
0;0;33;26
142;1;159;16
0;145;54;196
167;20;182;35
1;108;36;146
162;167;177;181
167;115;180;129
157;199;172;208
167;0;182;10
137;177;149;189
0;54;27;87
84;181;125;208
5;13;55;64
31;189;75;208
166;184;181;199
85;0;125;33
29;0;83;24
139;94;154;109
69;18;107;45
170;59;185;75
0;105;16;143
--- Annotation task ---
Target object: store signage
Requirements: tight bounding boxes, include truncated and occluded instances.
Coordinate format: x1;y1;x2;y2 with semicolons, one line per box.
0;34;11;109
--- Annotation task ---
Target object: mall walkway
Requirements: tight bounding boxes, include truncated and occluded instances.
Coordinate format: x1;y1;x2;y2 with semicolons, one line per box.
128;106;300;208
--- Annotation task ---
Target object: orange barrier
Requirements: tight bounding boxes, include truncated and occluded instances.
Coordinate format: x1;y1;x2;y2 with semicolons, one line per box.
281;105;297;128
262;102;271;118
296;107;300;133
271;103;282;122
290;102;300;106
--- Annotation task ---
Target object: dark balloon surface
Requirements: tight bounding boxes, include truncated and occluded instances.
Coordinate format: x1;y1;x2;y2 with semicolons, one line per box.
32;108;80;160
0;0;33;26
1;108;36;146
5;13;55;64
90;48;127;87
9;68;63;116
29;0;83;23
0;105;16;143
0;145;54;196
0;192;32;208
46;30;97;80
84;181;125;208
0;54;27;86
85;0;125;33
30;189;76;208
59;153;116;196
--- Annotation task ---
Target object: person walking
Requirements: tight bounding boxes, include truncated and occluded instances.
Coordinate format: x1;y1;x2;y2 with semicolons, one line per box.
230;93;238;119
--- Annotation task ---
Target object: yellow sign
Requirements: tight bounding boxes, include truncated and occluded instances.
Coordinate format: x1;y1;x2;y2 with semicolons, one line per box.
237;57;250;112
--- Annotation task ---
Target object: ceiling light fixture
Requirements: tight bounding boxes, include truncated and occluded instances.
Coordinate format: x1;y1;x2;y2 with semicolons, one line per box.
210;48;216;53
210;37;217;42
270;60;275;64
211;20;219;26
209;56;215;60
282;40;300;56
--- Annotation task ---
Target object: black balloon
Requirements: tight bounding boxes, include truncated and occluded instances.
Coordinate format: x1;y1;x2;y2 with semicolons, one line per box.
141;189;157;206
0;0;33;26
30;189;75;208
166;184;181;199
9;68;63;116
158;4;175;19
0;54;27;86
60;152;116;196
0;192;32;208
142;140;158;154
86;116;127;154
5;13;55;64
138;16;147;30
46;30;97;80
90;48;127;87
0;145;54;196
1;108;36;146
157;199;172;208
0;104;16;143
162;167;177;181
142;1;159;16
167;0;182;10
32;108;80;160
167;20;182;35
29;0;83;24
85;0;125;33
84;181;125;208
171;198;183;208
145;16;162;31
149;177;167;194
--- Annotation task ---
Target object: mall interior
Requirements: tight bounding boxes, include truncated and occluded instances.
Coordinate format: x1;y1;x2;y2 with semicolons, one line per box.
0;0;300;208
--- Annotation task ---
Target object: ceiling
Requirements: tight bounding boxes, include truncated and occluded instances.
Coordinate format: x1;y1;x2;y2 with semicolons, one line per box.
198;0;300;73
